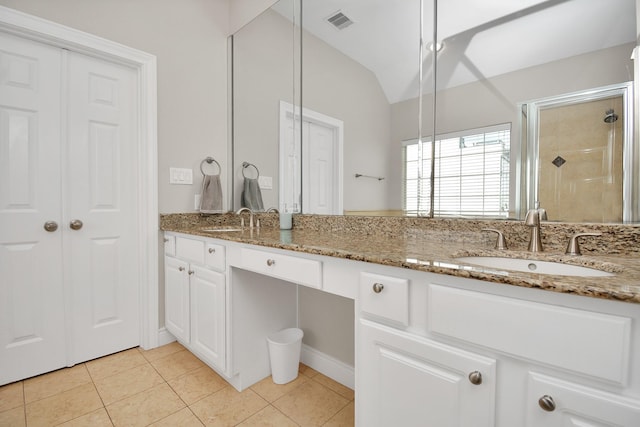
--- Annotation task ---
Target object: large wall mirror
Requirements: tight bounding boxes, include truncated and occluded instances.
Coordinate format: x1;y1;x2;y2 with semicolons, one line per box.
230;0;639;223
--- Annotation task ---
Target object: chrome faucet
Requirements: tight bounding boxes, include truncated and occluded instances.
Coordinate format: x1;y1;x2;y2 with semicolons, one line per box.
235;207;255;228
524;203;547;252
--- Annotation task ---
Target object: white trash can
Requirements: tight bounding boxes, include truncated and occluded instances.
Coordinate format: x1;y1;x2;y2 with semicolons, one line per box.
267;328;304;384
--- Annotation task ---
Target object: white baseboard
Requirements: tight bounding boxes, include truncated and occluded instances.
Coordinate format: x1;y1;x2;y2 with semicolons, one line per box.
300;344;354;389
157;327;176;347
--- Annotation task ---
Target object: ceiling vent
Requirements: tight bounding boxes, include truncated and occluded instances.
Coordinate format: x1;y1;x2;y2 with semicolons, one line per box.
326;11;354;30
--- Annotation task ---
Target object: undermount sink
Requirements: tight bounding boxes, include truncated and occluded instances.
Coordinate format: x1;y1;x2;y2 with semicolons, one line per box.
201;227;243;233
455;256;615;277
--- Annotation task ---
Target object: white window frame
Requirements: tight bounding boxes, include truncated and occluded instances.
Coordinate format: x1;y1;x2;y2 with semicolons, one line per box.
403;123;511;218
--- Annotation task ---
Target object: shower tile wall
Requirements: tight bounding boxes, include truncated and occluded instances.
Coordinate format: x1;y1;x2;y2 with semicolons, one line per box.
538;97;623;222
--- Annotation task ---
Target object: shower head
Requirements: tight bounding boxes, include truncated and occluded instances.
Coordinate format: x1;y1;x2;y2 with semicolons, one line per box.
604;109;618;123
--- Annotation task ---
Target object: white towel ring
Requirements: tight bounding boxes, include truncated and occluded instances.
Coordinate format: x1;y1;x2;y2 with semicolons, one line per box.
242;162;260;179
200;157;221;175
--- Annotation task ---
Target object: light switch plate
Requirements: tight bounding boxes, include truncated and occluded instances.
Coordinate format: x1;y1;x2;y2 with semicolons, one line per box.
258;175;273;190
169;167;193;185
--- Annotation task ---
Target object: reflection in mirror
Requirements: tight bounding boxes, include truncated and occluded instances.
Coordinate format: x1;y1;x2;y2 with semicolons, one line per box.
521;82;637;222
419;0;637;222
231;0;638;222
231;0;301;212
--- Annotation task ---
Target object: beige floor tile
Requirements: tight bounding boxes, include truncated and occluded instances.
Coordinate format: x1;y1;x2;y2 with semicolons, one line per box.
311;374;354;400
250;374;308;403
140;341;186;362
57;407;114;427
299;364;319;378
25;382;103;427
168;365;228;405
106;382;185;427
237;405;298;426
23;364;92;404
150;407;204;427
150;349;205;381
190;387;268;427
0;381;24;411
86;348;148;381
95;363;165;405
323;401;354;427
273;380;349;427
0;406;25;427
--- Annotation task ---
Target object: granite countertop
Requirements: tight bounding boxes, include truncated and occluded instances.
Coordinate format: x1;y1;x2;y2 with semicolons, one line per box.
162;218;640;305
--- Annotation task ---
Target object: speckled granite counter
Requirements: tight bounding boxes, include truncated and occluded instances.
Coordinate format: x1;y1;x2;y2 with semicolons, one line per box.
160;213;640;304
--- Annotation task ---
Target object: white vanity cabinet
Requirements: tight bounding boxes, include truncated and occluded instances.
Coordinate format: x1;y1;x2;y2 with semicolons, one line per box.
164;233;226;371
356;268;640;427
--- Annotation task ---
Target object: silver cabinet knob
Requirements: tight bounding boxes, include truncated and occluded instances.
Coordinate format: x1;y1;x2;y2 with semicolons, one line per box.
69;219;83;230
468;371;482;385
267;259;276;266
188;270;194;275
178;266;185;272
44;221;58;232
538;395;556;412
372;283;384;293
208;248;215;254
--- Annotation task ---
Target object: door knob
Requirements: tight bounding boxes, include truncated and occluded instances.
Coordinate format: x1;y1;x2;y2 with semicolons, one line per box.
44;221;59;232
69;219;83;230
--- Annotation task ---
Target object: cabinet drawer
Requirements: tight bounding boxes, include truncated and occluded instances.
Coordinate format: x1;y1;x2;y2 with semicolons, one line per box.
204;243;225;272
428;285;632;384
164;234;176;256
360;272;409;326
526;372;640;426
240;248;322;288
176;237;205;264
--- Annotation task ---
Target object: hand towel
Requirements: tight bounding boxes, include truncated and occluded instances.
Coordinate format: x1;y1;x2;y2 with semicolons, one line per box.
241;177;264;211
200;174;223;214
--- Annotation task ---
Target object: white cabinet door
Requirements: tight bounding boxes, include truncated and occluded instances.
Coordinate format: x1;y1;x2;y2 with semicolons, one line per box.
66;51;140;364
165;257;190;343
357;319;496;427
0;33;66;385
190;265;226;371
527;372;640;427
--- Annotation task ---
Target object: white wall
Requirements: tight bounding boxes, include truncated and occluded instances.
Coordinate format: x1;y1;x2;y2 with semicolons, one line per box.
0;0;231;214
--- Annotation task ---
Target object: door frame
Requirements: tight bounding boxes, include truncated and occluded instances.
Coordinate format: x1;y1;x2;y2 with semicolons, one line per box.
0;6;160;349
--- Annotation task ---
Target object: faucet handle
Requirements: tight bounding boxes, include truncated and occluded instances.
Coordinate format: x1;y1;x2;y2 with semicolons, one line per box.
565;232;602;255
482;228;508;250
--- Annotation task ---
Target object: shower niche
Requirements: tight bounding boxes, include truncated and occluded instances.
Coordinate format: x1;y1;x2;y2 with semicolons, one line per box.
520;82;634;223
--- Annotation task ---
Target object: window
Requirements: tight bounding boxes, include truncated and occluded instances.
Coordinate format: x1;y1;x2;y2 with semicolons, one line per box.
403;124;511;217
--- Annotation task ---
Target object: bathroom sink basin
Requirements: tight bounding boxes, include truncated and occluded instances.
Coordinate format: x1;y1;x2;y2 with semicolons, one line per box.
201;227;243;233
455;256;615;277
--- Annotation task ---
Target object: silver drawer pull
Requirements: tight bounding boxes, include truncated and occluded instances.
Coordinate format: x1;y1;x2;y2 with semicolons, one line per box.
538;395;556;412
178;266;185;272
208;248;215;254
372;283;384;293
468;371;482;385
266;259;276;266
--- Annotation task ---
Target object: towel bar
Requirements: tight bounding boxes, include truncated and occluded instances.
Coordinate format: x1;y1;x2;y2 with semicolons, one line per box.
242;162;260;178
355;173;384;181
200;157;221;175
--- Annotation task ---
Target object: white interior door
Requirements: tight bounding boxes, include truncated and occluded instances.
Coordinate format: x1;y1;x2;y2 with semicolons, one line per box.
66;52;140;363
0;32;142;383
303;121;336;214
0;33;67;385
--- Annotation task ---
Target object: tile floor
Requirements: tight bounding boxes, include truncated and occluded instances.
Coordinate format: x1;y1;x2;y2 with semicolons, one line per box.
0;342;354;426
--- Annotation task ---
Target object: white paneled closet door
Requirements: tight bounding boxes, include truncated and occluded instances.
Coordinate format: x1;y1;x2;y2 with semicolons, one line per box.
0;33;140;385
65;51;140;363
0;33;67;385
